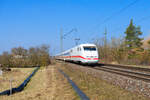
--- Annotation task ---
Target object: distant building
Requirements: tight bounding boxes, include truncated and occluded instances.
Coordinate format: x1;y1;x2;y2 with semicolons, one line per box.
13;55;23;59
0;69;2;76
12;55;28;59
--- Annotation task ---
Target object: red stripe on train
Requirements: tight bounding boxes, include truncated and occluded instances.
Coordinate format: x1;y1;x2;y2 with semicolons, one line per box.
60;56;98;60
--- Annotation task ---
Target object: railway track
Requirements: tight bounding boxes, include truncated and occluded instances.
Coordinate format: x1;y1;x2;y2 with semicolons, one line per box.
93;63;150;82
98;63;150;72
57;60;150;82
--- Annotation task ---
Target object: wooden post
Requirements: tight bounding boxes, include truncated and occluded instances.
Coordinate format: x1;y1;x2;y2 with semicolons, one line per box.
10;79;13;95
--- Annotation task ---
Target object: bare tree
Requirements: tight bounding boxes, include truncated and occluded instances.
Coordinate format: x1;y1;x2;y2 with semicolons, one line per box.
0;52;11;67
11;47;27;56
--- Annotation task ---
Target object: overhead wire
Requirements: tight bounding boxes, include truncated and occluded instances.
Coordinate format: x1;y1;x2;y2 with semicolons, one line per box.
98;0;140;26
111;15;150;33
88;0;140;40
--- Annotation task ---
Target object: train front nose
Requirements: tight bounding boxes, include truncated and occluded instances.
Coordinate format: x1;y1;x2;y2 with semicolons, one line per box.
82;45;99;64
82;56;98;64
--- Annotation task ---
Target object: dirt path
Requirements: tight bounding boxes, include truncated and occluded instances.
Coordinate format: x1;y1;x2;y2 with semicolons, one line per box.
47;65;79;100
51;65;56;99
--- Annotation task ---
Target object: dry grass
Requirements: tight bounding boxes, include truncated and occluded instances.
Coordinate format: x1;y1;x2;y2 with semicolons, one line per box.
0;65;79;100
0;68;34;92
60;63;149;100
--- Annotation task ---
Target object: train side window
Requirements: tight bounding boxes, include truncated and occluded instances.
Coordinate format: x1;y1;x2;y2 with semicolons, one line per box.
77;47;79;51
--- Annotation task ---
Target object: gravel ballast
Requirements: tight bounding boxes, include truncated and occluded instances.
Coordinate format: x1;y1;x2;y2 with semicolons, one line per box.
64;63;150;99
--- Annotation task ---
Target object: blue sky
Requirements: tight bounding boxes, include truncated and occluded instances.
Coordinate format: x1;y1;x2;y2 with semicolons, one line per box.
0;0;150;55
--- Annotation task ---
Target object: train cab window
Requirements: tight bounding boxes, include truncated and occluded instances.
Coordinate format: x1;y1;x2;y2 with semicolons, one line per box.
84;46;96;51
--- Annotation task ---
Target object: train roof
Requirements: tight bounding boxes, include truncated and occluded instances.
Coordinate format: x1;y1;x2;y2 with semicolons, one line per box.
78;43;96;47
56;43;96;56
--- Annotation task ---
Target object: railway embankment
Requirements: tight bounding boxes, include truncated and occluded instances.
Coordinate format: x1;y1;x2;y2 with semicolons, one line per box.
59;62;150;100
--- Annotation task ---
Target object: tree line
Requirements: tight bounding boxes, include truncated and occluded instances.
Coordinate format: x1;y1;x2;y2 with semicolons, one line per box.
0;44;51;67
95;19;150;65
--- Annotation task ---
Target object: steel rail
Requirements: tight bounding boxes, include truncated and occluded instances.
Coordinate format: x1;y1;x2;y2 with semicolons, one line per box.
93;66;150;82
56;60;150;82
98;63;150;72
97;66;150;77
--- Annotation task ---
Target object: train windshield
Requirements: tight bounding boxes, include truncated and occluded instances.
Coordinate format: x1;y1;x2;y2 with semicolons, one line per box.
83;46;96;51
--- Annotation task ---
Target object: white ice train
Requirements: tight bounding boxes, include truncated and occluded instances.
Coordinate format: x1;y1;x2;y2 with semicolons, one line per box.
56;44;99;64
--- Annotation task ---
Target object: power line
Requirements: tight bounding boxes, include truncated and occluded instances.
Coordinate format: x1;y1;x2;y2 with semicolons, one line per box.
88;0;140;40
111;15;150;33
63;28;77;38
96;0;140;28
60;28;77;52
75;38;80;45
137;15;150;23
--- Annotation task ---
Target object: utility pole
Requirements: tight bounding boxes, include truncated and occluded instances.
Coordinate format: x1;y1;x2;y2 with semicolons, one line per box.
75;38;80;45
60;28;63;52
104;27;107;62
104;27;107;48
60;28;77;52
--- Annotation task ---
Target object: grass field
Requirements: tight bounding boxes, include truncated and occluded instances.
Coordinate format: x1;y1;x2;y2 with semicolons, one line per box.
0;68;34;92
0;65;79;100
